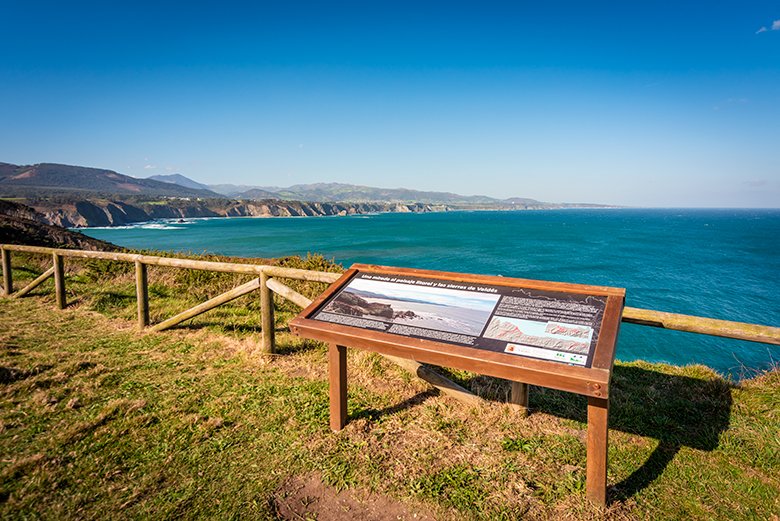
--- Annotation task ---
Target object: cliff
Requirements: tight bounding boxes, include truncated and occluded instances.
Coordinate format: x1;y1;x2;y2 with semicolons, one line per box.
0;200;119;250
23;199;450;228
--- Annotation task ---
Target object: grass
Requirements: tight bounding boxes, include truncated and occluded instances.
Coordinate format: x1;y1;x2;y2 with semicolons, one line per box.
1;252;778;520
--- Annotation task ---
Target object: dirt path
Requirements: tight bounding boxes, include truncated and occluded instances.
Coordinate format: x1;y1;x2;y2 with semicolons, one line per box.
274;474;438;521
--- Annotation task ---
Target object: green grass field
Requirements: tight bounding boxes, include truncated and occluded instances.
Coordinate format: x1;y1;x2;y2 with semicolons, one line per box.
1;253;778;519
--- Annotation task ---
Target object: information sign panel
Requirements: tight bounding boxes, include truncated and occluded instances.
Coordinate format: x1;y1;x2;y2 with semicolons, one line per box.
313;271;608;368
290;264;625;505
292;264;624;398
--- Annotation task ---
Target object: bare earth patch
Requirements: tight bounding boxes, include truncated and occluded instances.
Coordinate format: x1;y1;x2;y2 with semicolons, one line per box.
273;473;438;521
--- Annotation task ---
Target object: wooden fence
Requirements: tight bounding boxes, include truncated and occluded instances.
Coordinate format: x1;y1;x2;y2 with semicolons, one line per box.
1;244;778;406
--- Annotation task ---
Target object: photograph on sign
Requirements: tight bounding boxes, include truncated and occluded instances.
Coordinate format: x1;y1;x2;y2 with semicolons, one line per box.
320;277;499;335
313;272;607;367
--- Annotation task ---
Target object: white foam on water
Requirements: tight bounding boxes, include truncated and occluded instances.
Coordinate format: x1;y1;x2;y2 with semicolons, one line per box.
140;223;183;230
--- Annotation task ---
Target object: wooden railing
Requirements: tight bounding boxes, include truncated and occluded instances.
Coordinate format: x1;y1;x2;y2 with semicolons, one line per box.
1;244;778;405
621;307;780;345
0;244;339;354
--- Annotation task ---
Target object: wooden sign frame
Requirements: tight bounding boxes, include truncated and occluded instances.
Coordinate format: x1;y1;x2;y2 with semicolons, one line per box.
290;264;625;504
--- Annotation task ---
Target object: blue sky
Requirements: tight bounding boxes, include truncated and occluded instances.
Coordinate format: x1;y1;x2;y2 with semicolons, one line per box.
1;1;778;207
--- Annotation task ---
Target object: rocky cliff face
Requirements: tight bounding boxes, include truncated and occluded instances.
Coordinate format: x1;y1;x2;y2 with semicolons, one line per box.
0;200;119;250
0;200;47;223
27;199;450;228
37;201;160;228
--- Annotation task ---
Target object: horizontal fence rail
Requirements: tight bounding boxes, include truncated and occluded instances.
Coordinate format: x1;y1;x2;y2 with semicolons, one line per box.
0;243;339;354
2;243;779;346
2;243;779;347
1;244;341;283
622;306;780;346
1;241;778;407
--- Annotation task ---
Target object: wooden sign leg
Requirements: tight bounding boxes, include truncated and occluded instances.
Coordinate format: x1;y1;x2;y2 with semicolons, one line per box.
329;343;347;432
509;381;529;414
586;396;609;505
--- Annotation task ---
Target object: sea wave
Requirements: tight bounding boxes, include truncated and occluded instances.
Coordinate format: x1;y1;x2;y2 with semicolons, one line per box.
79;221;185;231
140;223;184;230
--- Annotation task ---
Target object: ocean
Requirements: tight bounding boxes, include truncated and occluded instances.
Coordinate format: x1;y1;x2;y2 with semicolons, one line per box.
81;208;780;377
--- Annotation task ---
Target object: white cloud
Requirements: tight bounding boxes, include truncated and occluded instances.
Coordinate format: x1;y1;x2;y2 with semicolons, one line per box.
757;19;780;33
144;164;157;170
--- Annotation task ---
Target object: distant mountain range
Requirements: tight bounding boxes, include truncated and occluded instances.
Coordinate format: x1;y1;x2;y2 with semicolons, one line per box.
156;176;549;207
0;161;616;229
147;173;213;192
1;161;612;209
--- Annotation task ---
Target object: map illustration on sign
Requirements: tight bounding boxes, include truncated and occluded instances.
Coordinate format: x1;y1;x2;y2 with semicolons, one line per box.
484;317;593;365
313;272;608;367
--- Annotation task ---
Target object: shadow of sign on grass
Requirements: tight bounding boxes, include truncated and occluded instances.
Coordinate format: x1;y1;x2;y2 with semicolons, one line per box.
335;361;732;503
350;388;440;423
529;364;733;503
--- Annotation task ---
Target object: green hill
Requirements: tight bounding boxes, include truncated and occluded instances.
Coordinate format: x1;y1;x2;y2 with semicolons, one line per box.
0;162;220;198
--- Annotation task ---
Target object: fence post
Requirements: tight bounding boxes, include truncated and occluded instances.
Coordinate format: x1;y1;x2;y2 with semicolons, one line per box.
52;253;66;309
260;272;275;353
1;247;11;296
135;260;149;328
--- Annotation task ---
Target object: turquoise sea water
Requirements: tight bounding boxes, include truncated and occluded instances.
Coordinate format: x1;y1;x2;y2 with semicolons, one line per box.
82;209;780;377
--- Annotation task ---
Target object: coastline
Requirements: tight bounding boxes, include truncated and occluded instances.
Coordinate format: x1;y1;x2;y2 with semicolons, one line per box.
74;205;780;231
71;202;624;230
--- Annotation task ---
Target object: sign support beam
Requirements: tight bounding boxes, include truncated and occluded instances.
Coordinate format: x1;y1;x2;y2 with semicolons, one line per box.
329;343;348;432
587;396;610;504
